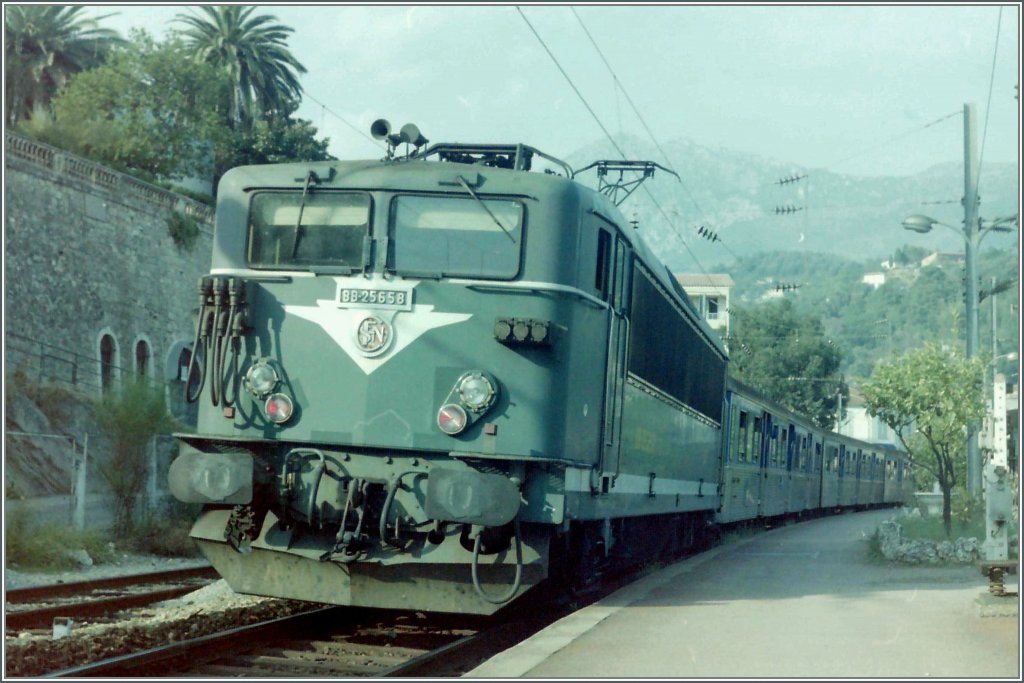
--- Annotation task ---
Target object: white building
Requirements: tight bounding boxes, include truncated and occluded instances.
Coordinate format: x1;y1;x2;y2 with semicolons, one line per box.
675;273;734;338
837;389;898;445
862;272;886;289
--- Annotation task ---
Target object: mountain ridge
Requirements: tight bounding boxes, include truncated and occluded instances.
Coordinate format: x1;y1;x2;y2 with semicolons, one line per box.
561;134;1019;271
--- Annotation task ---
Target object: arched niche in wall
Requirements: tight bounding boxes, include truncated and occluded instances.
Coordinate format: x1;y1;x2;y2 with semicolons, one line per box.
96;328;121;393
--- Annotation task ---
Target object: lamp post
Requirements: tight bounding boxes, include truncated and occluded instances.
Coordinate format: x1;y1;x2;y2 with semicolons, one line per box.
901;103;1019;496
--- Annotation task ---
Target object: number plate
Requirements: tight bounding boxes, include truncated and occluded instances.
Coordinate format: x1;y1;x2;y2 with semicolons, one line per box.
337;287;413;311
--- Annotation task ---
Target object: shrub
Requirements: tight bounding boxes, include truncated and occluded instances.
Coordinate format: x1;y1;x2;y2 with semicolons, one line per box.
126;500;203;557
125;516;201;557
167;210;200;251
92;378;183;536
5;508;115;571
950;487;984;526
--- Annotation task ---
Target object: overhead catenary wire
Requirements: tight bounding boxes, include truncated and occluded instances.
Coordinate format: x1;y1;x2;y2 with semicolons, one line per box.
303;91;384;153
516;5;729;294
976;6;1004;200
824;110;961;174
569;8;743;277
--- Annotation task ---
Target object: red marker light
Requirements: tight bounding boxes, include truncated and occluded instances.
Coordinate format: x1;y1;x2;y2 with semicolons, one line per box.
437;403;468;435
265;393;294;424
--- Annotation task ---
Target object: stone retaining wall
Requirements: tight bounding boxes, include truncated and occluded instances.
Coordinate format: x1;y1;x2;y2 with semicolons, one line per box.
4;131;213;403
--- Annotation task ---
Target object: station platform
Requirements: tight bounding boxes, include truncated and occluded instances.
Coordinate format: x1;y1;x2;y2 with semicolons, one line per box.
467;508;1020;679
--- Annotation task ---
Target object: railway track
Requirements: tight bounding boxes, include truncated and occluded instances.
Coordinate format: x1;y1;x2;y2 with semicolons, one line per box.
41;558;668;678
26;537;715;678
45;606;529;678
5;566;219;631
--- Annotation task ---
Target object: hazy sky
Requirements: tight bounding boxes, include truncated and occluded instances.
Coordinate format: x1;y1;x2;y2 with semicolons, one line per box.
82;3;1021;178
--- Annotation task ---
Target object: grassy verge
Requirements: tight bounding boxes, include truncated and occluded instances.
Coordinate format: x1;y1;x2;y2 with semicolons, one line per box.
5;503;203;572
5;508;116;571
124;505;202;558
899;513;987;543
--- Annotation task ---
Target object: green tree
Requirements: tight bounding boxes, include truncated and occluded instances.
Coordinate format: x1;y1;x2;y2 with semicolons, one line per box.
728;298;846;428
44;30;330;192
48;30;230;182
4;5;126;125
210;104;334;187
93;379;182;536
861;344;986;537
174;6;306;132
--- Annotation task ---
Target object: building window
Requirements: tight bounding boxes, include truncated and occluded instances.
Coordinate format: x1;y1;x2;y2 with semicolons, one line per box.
177;347;192;382
100;334;116;392
135;340;151;376
707;297;719;320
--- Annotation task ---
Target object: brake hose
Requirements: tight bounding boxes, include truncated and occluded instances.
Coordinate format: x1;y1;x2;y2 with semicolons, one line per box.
471;519;523;605
210;278;228;406
221;279;244;408
185;278;213;403
379;472;427;547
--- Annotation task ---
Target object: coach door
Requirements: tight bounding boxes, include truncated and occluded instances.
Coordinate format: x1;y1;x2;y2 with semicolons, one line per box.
756;412;772;517
599;231;632;483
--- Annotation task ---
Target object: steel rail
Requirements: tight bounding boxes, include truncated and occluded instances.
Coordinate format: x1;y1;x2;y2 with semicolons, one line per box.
44;606;338;678
6;584;216;631
6;566;217;604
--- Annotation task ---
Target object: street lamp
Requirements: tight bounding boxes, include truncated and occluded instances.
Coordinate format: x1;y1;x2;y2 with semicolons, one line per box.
900;102;1020;496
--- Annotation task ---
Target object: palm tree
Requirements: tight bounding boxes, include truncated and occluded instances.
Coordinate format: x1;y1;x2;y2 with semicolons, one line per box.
174;6;307;131
4;5;125;125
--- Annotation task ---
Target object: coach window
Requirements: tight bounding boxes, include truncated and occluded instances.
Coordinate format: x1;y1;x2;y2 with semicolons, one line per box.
391;195;523;279
735;410;748;462
752;416;763;463
742;417;751;463
248;192;370;270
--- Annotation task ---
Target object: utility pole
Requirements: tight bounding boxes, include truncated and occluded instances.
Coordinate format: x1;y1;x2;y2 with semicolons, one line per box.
835;392;843;435
962;102;981;496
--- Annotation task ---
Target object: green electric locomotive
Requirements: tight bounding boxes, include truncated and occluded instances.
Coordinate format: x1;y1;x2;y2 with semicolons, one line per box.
169;122;727;614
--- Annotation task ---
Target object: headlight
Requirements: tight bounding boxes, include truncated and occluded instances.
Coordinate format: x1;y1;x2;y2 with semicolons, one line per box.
168;450;253;504
265;393;294;424
458;373;495;411
437;403;468;435
245;360;279;398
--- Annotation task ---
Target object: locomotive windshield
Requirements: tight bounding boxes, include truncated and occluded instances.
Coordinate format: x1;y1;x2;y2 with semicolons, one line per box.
391;195;523;279
247;192;370;269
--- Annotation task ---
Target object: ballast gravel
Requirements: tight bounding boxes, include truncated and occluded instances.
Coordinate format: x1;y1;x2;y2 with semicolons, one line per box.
3;555;312;677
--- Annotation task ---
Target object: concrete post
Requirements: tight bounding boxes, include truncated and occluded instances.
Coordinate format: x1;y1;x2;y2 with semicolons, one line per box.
73;433;88;530
149;437;159;514
983;374;1011;561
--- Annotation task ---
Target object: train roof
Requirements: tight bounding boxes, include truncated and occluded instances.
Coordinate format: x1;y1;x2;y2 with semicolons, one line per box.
726;376;905;454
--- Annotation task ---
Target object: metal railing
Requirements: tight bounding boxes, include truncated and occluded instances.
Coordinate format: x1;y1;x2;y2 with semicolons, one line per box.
5;130;215;225
5;331;168;394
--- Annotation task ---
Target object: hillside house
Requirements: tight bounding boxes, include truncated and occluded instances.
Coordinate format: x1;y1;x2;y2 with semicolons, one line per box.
675;273;733;338
920;251;964;268
862;272;886;289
